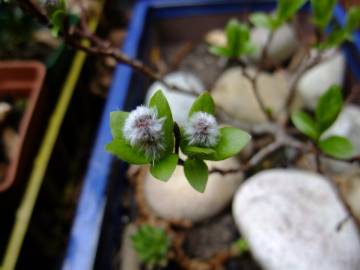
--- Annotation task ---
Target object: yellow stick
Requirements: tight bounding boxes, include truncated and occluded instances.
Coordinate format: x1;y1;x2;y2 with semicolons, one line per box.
1;3;103;269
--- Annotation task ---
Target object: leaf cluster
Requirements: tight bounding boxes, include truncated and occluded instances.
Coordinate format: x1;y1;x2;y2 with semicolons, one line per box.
131;225;170;269
209;19;256;58
106;90;251;193
250;0;306;30
291;85;354;159
318;6;360;50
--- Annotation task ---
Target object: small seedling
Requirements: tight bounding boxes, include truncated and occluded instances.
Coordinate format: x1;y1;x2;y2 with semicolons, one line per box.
233;238;250;256
291;85;355;159
250;0;306;30
209;18;256;58
131;225;171;269
106;90;251;193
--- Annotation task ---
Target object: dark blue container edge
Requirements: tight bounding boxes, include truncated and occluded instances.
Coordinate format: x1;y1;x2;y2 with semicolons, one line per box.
61;2;149;270
62;1;360;270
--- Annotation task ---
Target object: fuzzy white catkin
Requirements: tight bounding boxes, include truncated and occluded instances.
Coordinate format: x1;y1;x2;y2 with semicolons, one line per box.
184;112;219;147
123;106;165;161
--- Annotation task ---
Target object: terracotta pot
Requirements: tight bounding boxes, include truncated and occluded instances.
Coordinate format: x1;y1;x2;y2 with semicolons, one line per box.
0;61;46;192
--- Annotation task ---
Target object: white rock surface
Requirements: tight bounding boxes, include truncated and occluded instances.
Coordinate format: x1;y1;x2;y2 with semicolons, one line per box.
232;169;360;270
297;50;345;109
205;29;227;47
249;24;298;64
0;102;11;122
144;157;242;222
335;170;360;222
212;67;297;128
146;72;204;126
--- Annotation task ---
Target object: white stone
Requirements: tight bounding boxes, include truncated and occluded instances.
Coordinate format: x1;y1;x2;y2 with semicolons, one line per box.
232;169;360;270
205;29;227;47
297;50;345;109
336;170;360;222
146;72;204;126
249;24;298;64
0;102;11;122
144;157;242;222
212;67;297;128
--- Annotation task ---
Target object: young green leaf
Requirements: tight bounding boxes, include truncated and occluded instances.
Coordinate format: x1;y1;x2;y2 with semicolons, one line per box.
234;238;249;255
188;92;215;117
311;0;337;30
185;146;216;155
105;139;149;164
250;12;273;29
319;6;360;49
291;111;319;141
149;90;174;156
211;127;251;161
315;85;343;134
150;154;178;182
345;6;360;33
226;19;242;56
109;111;129;139
131;225;170;268
318;135;354;159
184;158;209;193
274;0;307;27
50;10;66;37
209;46;232;57
209;19;255;58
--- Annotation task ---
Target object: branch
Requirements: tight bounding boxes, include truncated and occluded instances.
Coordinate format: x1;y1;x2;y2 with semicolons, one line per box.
242;69;274;122
16;0;197;96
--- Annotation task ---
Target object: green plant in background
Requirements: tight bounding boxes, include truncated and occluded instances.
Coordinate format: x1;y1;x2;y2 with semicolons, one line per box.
106;90;251;193
0;2;38;57
317;6;360;49
291;85;354;159
209;19;257;58
311;0;337;30
233;238;250;256
131;225;171;269
250;0;306;30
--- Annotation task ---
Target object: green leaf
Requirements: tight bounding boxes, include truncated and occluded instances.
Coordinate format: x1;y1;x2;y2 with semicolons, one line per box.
315;85;343;134
311;0;337;30
110;111;129;139
189;92;215;117
319;7;360;49
209;46;232;57
149;90;174;157
291;111;319;140
318;136;355;159
226;19;242;57
345;6;360;33
105;139;149;164
234;238;249;255
318;28;349;49
50;10;66;37
184;158;208;193
211;127;251;161
250;12;273;29
185;146;216;155
150;154;178;182
275;0;307;26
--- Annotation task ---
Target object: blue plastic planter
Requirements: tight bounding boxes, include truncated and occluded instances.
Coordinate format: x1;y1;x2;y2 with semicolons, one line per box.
62;1;360;270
